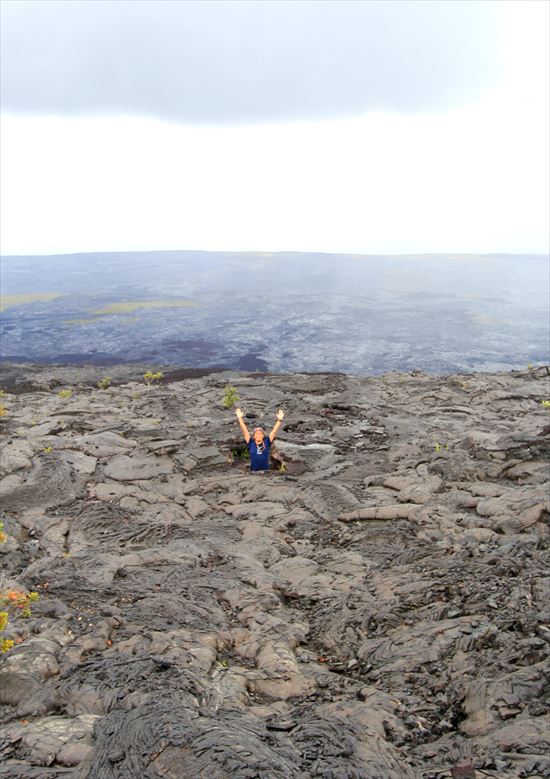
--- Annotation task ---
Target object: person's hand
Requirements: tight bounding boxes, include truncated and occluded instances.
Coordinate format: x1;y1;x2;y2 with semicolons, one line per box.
235;408;244;419
276;409;285;422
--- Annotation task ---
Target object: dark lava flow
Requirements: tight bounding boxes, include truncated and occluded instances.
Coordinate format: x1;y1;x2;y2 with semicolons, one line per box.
0;364;548;778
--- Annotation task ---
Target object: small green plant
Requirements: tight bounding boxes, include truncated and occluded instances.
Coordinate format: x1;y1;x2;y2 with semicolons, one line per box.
279;462;286;472
528;363;534;370
143;370;163;386
434;443;449;453
541;400;550;408
58;388;73;399
0;404;7;418
97;375;112;390
43;446;53;454
0;389;5;398
223;384;240;409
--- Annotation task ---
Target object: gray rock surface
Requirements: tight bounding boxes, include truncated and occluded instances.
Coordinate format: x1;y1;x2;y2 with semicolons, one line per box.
0;364;548;778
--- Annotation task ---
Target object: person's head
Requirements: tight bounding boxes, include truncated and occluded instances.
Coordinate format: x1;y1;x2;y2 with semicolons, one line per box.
252;427;265;443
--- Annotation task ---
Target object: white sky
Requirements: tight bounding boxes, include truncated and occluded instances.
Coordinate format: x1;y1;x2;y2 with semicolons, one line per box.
1;0;548;256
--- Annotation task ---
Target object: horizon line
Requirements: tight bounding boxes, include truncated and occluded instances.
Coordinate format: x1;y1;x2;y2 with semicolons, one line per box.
2;248;549;260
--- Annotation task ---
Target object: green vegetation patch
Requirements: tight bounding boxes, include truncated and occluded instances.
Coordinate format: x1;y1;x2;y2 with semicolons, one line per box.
65;317;102;326
0;292;64;312
65;299;195;326
94;299;196;315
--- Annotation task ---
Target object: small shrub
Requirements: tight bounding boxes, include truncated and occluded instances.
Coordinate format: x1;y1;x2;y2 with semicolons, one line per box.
231;446;249;461
223;384;240;409
58;388;73;399
0;589;39;653
97;376;112;390
143;370;163;386
43;446;53;454
0;523;40;652
541;400;550;408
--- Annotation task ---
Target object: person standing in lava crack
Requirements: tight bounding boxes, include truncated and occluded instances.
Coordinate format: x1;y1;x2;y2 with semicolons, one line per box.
235;408;285;471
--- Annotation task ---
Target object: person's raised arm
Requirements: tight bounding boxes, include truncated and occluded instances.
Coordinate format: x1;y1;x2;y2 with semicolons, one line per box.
269;409;285;443
235;408;250;443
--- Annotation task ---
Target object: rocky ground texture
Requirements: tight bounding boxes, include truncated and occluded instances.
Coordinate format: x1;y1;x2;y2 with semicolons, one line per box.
0;364;549;779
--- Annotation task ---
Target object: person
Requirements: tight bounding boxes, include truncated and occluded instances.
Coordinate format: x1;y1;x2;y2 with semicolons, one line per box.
235;407;285;471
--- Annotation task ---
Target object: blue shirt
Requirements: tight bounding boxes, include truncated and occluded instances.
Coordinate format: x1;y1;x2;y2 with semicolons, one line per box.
248;435;271;471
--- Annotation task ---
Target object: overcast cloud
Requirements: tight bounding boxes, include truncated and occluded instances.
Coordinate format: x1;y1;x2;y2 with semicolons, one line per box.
0;0;548;256
2;0;500;123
